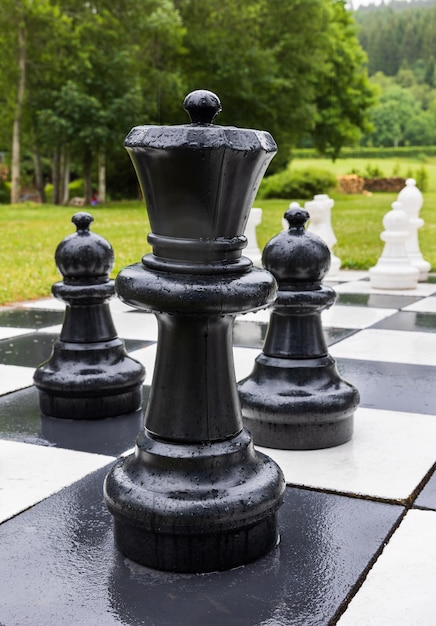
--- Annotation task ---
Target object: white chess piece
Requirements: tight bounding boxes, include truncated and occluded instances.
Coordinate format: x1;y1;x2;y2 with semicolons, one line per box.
305;194;341;276
244;207;263;267
397;178;431;281
282;202;301;230
369;201;419;290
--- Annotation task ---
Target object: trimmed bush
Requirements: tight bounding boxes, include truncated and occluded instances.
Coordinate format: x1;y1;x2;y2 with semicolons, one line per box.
257;168;337;200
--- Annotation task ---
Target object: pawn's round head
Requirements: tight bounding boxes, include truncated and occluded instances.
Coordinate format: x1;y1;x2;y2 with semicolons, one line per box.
263;206;331;285
55;212;114;284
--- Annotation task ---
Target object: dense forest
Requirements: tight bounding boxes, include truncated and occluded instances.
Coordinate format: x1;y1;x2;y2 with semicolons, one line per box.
356;0;436;77
1;0;436;204
0;0;374;203
355;0;436;148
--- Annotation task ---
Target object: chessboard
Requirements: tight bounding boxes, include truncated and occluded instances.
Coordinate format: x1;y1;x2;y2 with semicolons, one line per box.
1;269;435;626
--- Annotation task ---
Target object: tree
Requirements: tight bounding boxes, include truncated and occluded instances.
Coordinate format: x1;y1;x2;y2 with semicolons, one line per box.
364;85;419;146
0;0;76;203
177;0;374;169
312;0;376;159
404;111;436;145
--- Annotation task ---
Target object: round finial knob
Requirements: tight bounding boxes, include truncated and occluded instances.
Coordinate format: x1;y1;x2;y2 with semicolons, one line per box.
72;212;94;232
183;90;222;125
284;206;310;231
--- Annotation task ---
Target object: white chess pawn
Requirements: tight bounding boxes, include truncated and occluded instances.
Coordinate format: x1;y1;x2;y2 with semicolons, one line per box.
397;178;431;281
305;195;341;276
244;207;263;267
282;202;301;230
369;201;419;290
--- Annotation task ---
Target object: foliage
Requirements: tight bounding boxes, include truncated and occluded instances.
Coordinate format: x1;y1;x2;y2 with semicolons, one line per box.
0;164;10;204
354;2;436;148
257;168;337;200
355;1;436;79
0;0;374;195
311;0;376;159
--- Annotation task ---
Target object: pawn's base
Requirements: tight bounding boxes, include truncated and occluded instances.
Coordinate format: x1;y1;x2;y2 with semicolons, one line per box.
243;414;354;450
37;386;143;420
34;338;145;420
238;354;359;450
104;428;284;573
369;259;419;290
112;511;279;574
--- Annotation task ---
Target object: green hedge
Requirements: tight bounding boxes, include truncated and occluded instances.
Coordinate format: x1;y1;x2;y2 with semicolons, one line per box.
257;168;337;200
293;146;436;160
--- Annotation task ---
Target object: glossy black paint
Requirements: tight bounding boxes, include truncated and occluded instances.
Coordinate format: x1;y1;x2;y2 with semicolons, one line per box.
33;213;145;419
0;466;403;626
238;208;360;450
104;90;285;572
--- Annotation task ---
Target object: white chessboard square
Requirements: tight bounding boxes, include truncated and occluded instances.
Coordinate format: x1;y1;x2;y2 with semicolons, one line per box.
129;344;158;386
20;298;66;311
321;305;397;329
402;296;436;313
0;364;35;395
326;270;369;283
236;308;271;324
337;509;436;625
329;328;436;366
258;407;436;501
111;311;158;341
0;440;115;523
0;327;35;340
334;280;436;297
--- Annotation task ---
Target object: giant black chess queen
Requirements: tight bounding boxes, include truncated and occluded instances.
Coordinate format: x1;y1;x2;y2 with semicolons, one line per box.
104;90;285;573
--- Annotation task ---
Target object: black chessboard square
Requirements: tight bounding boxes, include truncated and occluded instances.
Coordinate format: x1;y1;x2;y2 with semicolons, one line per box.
0;385;144;455
414;469;436;511
0;466;403;626
337;358;436;415
336;292;423;309
370;311;436;333
0;332;153;367
0;308;64;328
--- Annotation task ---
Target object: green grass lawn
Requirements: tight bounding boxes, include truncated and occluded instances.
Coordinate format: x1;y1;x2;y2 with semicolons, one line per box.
1;183;435;306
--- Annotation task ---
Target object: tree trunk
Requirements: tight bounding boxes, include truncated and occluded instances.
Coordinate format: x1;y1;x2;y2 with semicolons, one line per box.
11;25;26;204
83;149;93;205
52;145;61;205
98;146;106;203
60;147;70;205
33;145;46;203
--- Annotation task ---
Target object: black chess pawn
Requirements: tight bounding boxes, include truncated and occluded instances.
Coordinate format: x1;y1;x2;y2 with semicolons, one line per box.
34;212;145;419
238;206;359;450
104;90;285;573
